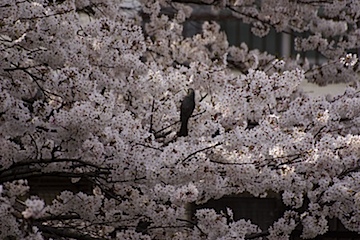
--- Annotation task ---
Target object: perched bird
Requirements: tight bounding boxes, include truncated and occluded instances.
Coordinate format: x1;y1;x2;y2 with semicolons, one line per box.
178;88;195;137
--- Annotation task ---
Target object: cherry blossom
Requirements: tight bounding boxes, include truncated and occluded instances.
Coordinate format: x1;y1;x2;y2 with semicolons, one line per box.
1;0;360;239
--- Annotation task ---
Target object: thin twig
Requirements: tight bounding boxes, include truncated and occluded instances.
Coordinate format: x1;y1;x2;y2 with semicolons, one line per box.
134;142;164;152
149;98;156;133
176;218;207;236
178;142;222;164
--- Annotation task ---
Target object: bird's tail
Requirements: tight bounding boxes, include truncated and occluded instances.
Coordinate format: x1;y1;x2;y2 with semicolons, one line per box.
177;121;188;137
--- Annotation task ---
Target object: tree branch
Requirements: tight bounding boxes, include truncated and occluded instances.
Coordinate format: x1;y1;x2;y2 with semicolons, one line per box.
34;223;107;240
178;142;222;164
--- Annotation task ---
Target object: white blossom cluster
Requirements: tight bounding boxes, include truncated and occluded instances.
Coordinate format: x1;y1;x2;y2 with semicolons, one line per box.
232;0;360;85
1;0;360;239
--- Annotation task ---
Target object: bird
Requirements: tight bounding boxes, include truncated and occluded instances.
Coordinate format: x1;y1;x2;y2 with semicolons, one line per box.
178;88;195;137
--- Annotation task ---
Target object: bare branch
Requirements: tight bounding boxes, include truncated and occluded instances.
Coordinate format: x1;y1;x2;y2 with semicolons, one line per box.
34;223;107;240
179;142;222;164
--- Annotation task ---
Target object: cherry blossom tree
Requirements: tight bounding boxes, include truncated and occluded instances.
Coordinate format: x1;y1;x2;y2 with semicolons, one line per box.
1;0;360;239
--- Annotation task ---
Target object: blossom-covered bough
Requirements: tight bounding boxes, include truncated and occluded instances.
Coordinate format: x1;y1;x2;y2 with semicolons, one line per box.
1;0;360;239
